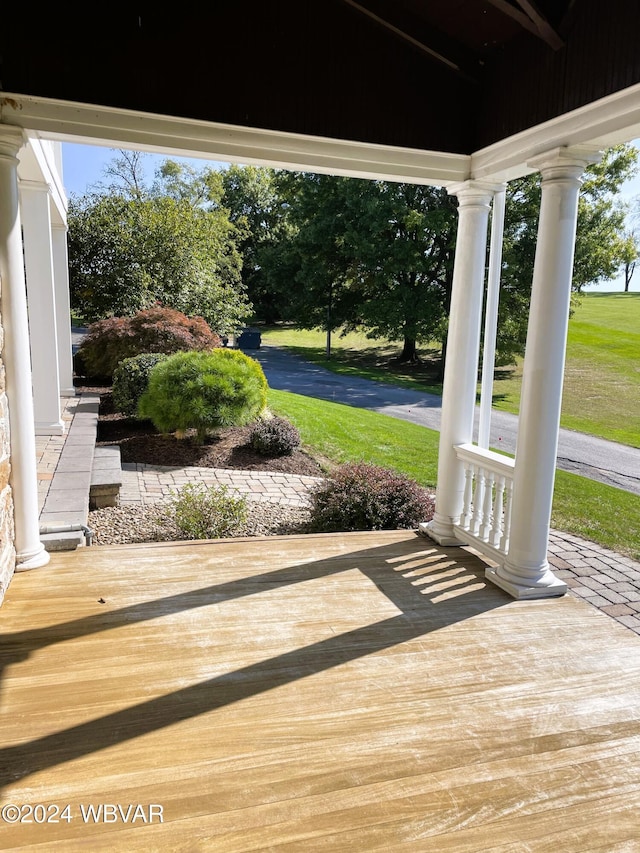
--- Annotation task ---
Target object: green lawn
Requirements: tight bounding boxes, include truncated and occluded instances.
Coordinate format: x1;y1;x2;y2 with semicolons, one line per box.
261;291;640;448
268;388;440;486
491;292;640;447
268;389;640;561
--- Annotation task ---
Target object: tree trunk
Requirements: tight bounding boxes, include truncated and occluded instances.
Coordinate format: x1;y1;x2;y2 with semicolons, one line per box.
398;337;420;363
325;282;333;359
437;329;448;381
624;260;635;292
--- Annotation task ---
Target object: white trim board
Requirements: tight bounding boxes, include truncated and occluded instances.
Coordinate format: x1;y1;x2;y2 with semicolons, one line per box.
2;81;640;186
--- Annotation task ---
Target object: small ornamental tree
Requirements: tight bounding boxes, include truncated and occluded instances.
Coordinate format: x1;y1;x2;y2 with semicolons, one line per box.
138;349;268;443
74;305;221;379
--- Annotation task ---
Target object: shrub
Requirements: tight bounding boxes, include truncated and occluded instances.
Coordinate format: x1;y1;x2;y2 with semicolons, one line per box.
163;482;248;540
138;348;268;443
249;415;301;456
75;305;221;379
308;462;435;532
112;352;169;416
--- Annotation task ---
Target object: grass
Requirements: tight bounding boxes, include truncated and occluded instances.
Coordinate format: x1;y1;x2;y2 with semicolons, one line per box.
268;388;640;561
268;388;440;486
490;292;640;447
260;326;444;395
260;292;640;447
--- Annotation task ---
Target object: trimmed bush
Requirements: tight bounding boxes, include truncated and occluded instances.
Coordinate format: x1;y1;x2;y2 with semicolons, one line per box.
112;352;169;417
249;416;301;456
163;482;248;540
75;305;221;379
308;462;435;532
138;348;268;443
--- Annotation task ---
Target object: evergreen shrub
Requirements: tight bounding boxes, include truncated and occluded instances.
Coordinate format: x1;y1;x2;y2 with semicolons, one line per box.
308;462;435;532
138;348;268;443
249;416;301;456
112;352;169;417
75;305;221;379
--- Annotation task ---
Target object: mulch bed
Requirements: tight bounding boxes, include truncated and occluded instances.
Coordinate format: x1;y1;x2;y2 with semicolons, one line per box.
91;388;325;477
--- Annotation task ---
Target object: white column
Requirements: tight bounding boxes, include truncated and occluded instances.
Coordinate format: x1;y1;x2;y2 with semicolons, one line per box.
478;188;506;449
52;224;76;397
422;181;500;545
0;127;50;570
20;181;64;434
487;147;600;599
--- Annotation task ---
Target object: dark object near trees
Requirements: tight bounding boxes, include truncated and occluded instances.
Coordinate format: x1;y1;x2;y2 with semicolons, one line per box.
308;462;435;533
75;305;221;380
249;416;301;457
237;327;262;349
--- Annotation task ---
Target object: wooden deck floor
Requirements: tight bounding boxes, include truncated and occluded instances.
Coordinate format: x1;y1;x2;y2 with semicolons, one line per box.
1;530;640;851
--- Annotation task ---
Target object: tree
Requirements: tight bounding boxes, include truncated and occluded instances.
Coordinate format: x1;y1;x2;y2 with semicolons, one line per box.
622;194;640;292
345;179;458;364
99;149;148;198
67;153;251;332
620;230;638;292
271;172;364;356
220;165;293;323
272;172;458;364
499;143;638;363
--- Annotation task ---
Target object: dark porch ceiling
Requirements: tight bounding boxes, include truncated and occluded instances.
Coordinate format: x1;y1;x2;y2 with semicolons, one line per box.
1;0;638;156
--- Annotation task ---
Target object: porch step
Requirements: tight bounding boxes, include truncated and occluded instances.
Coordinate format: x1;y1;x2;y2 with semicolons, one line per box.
90;445;123;509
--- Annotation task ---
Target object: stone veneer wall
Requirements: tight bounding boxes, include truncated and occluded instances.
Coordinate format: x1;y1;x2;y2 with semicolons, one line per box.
0;312;16;604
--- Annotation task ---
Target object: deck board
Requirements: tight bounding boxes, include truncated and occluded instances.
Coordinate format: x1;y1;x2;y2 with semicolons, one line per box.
1;530;640;850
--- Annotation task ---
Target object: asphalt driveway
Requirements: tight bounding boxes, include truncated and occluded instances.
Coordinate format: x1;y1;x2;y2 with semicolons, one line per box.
249;343;640;497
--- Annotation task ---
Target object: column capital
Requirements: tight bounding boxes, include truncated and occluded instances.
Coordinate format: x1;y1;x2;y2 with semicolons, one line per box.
447;180;506;208
527;146;602;182
19;179;52;196
0;124;26;162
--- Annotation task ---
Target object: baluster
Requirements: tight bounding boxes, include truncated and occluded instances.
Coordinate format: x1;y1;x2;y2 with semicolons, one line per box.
480;470;494;541
500;478;513;552
471;468;485;536
461;463;474;529
491;475;505;548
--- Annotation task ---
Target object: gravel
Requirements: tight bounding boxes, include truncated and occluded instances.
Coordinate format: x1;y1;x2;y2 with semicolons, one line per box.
88;500;312;546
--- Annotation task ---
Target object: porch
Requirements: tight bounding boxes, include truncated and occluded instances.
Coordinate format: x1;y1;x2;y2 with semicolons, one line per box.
1;530;640;850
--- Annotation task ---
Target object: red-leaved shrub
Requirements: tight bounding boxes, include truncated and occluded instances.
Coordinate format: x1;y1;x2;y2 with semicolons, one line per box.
74;305;221;379
308;462;435;532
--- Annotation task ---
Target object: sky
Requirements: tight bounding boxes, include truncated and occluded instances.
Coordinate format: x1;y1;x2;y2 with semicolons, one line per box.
61;139;640;293
61;141;227;197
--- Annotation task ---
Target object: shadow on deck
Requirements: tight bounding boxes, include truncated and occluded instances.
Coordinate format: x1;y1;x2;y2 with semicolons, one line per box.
1;530;640;850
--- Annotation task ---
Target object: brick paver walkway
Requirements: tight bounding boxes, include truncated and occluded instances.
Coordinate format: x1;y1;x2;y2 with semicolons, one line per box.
35;396;80;513
119;462;323;508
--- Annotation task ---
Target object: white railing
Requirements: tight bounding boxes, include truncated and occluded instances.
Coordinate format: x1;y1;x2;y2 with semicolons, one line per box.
453;443;515;562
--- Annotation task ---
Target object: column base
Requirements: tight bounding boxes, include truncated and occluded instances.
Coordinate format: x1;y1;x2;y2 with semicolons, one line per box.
15;543;51;571
35;420;66;435
60;387;76;397
418;520;461;547
485;566;567;600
